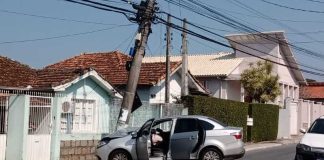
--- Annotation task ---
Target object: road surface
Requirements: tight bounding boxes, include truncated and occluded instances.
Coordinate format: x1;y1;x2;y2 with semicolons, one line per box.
239;143;297;160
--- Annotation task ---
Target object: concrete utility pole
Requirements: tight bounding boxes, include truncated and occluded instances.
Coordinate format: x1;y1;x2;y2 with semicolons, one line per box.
165;14;171;104
181;18;189;96
117;0;156;129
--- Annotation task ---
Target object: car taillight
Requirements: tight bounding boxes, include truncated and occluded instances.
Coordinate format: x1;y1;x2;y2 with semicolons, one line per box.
231;132;242;140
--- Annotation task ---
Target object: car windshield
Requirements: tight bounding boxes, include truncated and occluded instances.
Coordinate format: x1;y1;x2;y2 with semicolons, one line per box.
308;119;324;134
207;117;228;127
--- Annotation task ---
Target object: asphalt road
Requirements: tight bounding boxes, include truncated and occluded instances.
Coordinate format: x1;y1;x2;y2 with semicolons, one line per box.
239;143;297;160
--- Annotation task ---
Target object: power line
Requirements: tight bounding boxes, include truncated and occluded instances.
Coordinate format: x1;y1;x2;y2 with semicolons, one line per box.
156;12;324;73
64;0;135;18
305;0;324;4
208;7;324;24
0;9;128;26
0;24;133;45
156;17;324;77
163;0;324;61
215;0;324;53
261;0;324;14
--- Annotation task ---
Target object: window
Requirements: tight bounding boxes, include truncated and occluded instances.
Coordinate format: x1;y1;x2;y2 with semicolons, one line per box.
308;119;324;134
61;98;96;134
152;119;173;132
174;118;198;133
199;120;215;130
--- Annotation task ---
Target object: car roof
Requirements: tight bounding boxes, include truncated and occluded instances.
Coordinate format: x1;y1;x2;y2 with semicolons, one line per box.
156;115;210;121
319;115;324;119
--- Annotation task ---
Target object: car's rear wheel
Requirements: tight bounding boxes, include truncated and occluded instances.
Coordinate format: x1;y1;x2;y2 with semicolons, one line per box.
109;150;131;160
200;148;223;160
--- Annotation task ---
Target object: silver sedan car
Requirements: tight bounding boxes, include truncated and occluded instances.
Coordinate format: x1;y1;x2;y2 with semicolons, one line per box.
96;115;245;160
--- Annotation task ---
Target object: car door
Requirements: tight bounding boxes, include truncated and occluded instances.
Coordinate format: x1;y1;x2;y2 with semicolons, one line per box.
170;118;199;159
136;118;154;160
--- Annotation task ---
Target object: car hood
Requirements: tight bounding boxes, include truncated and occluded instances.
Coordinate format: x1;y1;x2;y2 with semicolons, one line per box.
102;127;139;138
300;133;324;148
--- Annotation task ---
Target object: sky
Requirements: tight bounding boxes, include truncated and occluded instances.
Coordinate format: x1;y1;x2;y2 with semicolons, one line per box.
1;0;324;81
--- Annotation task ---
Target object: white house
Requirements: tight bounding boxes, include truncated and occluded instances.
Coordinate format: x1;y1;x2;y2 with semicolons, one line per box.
144;31;306;105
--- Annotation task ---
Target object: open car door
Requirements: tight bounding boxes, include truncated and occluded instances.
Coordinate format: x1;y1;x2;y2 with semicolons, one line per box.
136;118;154;160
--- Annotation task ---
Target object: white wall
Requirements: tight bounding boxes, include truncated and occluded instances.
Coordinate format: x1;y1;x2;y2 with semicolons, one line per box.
235;43;279;74
227;80;241;101
235;42;299;104
149;72;182;104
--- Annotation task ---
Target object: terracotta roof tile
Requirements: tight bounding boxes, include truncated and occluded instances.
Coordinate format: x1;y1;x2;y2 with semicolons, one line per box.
300;83;324;99
45;51;181;86
0;56;36;88
0;51;181;90
32;68;91;89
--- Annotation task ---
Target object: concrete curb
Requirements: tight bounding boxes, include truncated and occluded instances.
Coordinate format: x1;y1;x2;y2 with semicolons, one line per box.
245;143;282;152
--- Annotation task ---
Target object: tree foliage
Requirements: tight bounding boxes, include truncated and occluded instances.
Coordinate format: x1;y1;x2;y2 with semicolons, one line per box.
241;61;281;103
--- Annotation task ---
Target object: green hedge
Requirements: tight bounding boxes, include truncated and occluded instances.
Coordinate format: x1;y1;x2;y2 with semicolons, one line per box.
182;96;280;143
250;103;279;142
182;96;249;142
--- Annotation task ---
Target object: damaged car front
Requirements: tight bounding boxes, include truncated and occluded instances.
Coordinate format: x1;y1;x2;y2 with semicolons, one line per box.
96;127;139;160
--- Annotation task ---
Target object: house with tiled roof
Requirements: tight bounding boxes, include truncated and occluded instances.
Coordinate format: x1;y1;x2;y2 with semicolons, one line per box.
143;52;244;101
1;51;205;160
0;55;126;160
45;51;206;103
144;31;306;105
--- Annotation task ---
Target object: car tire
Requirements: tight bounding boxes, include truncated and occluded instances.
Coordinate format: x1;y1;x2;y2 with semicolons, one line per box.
109;150;132;160
200;148;223;160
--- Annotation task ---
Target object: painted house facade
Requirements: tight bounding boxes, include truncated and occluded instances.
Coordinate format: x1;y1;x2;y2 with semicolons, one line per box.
0;51;198;160
45;51;207;104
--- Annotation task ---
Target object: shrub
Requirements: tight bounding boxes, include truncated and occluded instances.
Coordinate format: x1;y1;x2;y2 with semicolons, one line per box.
250;103;279;142
182;96;249;142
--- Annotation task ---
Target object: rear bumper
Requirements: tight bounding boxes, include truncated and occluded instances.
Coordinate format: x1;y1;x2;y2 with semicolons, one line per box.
224;149;245;159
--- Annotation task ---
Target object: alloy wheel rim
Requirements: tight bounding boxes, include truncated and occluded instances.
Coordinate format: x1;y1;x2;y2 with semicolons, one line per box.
112;153;128;160
203;151;220;160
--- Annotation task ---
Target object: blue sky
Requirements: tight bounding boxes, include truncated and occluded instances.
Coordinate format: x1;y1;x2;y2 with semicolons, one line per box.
1;0;324;81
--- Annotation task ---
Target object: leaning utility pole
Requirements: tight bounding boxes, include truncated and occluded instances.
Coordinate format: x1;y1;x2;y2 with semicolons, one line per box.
181;18;189;96
117;0;157;129
165;14;171;104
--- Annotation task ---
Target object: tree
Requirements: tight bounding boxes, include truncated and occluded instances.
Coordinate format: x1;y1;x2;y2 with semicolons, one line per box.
241;61;281;103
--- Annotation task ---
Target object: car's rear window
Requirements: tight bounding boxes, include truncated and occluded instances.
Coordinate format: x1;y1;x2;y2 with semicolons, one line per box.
207;117;227;127
308;119;324;134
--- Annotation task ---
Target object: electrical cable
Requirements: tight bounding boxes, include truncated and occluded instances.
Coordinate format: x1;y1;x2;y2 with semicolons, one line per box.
261;0;324;14
64;0;135;19
0;24;133;45
156;17;324;77
166;13;324;73
162;0;324;61
0;9;129;26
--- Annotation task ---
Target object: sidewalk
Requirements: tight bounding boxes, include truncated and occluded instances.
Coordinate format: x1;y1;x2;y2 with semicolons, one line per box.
244;135;302;152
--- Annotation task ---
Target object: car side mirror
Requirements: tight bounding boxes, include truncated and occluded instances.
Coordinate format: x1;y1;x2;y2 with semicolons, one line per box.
131;131;138;138
300;128;306;134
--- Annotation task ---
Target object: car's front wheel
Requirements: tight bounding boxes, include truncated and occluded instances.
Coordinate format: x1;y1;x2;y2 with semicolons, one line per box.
200;148;223;160
109;150;131;160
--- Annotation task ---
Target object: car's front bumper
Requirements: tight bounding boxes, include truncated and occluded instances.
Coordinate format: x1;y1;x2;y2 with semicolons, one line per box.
296;147;324;160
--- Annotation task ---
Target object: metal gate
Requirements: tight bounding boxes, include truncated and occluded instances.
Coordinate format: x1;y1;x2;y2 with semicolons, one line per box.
0;95;8;160
26;96;52;160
